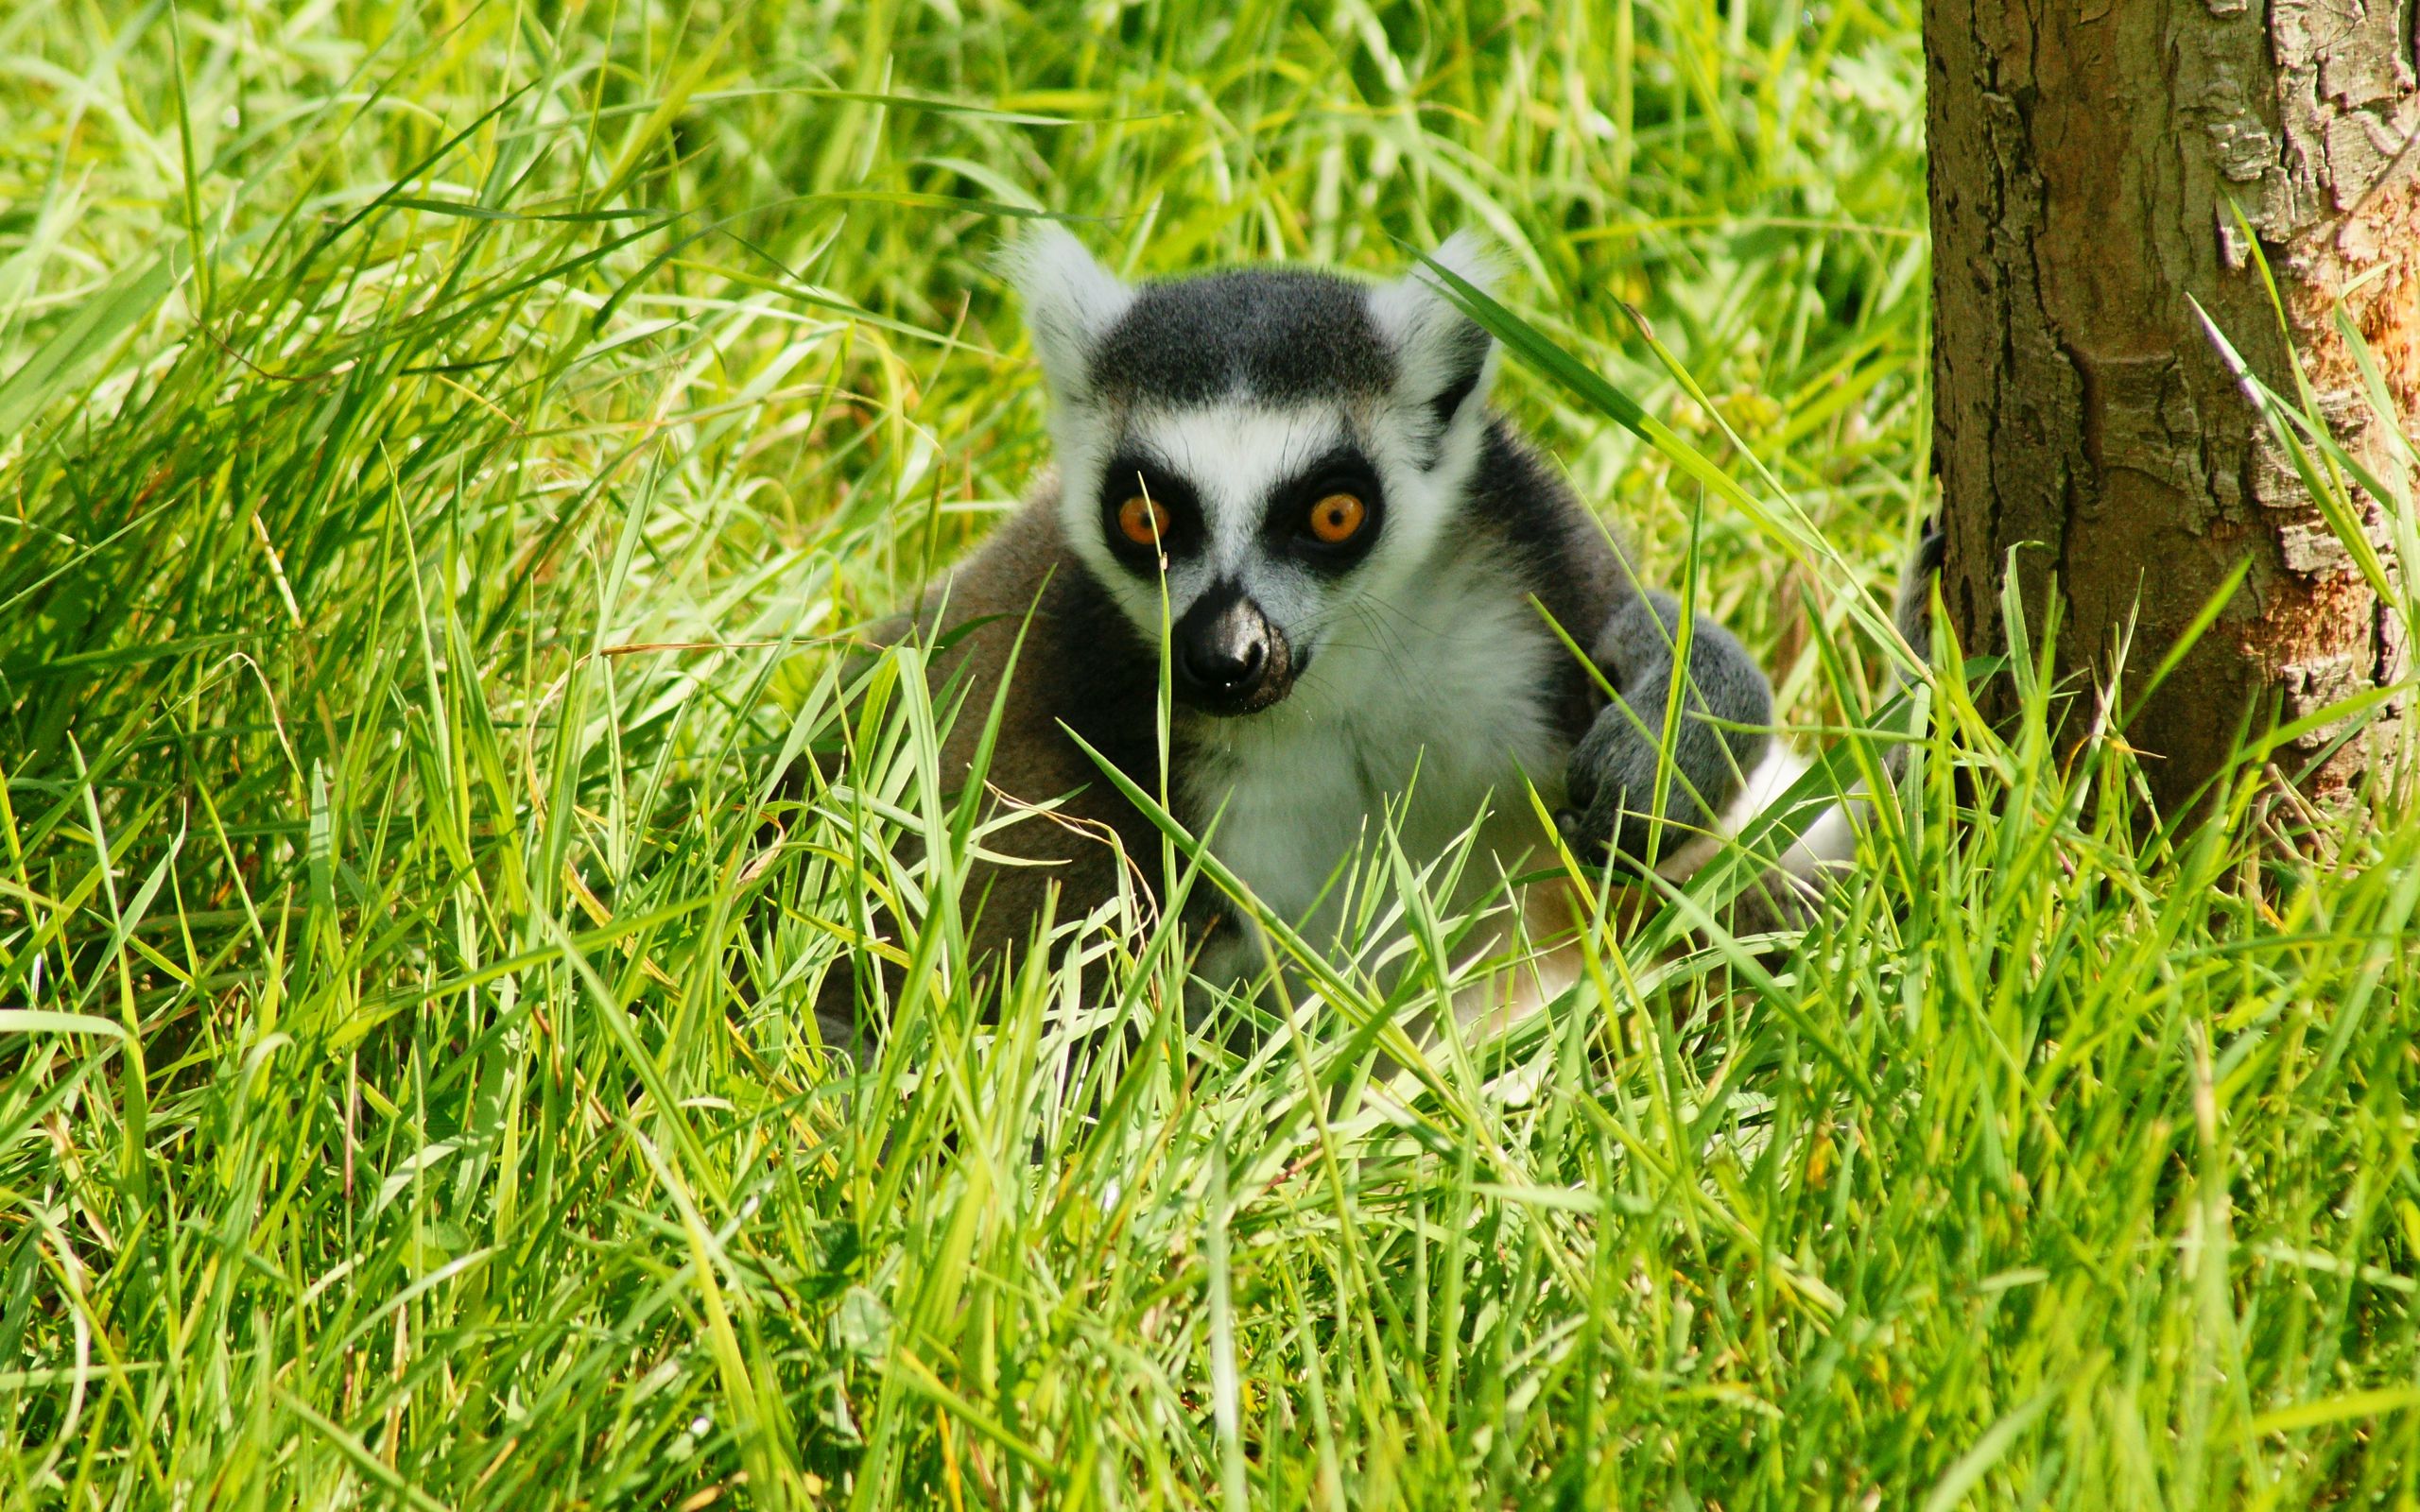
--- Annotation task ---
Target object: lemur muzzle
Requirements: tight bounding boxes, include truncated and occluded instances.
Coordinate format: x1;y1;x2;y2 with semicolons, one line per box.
1172;584;1295;715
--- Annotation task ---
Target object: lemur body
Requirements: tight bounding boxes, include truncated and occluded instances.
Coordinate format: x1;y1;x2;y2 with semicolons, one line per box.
827;232;1845;1036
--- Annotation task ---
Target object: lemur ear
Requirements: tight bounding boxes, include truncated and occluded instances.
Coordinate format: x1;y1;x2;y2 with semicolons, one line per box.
1370;232;1503;447
1002;224;1133;408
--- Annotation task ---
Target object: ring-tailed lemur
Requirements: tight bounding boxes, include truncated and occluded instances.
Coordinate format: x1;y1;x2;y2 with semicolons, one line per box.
820;231;1869;1041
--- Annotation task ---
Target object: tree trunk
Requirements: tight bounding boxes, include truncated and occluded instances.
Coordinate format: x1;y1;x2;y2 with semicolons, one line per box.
1926;0;2419;812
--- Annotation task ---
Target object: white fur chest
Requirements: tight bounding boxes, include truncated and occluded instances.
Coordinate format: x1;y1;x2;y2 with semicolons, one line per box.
1177;568;1570;947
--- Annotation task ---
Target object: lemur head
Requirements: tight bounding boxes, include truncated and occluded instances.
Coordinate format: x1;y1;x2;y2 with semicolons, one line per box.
1007;227;1503;717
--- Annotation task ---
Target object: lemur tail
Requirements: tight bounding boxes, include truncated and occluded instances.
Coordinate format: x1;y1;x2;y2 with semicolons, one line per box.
1878;518;1945;783
1703;519;1945;896
1893;518;1946;678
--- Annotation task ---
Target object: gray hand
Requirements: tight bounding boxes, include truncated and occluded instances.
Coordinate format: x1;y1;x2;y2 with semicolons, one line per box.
1557;592;1772;867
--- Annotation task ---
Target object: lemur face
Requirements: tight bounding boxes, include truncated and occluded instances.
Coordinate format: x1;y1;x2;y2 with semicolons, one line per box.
1011;229;1501;717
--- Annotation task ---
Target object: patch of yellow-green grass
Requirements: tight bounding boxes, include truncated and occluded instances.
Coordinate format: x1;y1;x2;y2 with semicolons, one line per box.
2;2;2413;1507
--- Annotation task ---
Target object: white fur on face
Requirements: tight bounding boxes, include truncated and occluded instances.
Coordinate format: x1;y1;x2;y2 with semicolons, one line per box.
1052;385;1495;659
1058;401;1351;638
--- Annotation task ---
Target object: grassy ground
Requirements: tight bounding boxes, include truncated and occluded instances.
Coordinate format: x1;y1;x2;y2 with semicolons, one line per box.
4;1;2418;1506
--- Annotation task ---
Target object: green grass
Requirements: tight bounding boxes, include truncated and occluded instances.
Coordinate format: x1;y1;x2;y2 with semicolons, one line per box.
3;1;2416;1507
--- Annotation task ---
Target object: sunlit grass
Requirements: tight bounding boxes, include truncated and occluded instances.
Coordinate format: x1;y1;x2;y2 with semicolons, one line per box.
2;1;2415;1507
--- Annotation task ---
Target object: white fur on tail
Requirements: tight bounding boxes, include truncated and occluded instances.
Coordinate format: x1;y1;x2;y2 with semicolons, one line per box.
1654;741;1862;889
1443;741;1869;1048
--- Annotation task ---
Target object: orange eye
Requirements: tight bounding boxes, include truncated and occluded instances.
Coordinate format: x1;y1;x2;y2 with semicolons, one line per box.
1306;491;1366;544
1117;495;1172;547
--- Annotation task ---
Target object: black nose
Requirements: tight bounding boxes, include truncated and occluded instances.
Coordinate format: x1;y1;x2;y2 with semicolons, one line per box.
1171;590;1288;712
1179;620;1267;691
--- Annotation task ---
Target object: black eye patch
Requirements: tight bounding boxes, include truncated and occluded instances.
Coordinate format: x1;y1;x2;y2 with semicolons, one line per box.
1096;452;1203;570
1262;445;1385;572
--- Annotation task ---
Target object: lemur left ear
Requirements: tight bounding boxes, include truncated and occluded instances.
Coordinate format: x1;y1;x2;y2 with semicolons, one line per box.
1370;232;1502;451
1002;224;1133;409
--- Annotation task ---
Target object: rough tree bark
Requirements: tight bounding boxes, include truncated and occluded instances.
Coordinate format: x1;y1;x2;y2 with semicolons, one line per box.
1926;0;2419;812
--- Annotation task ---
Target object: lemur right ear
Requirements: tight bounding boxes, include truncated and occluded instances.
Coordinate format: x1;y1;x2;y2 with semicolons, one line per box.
1370;232;1503;451
1003;224;1133;408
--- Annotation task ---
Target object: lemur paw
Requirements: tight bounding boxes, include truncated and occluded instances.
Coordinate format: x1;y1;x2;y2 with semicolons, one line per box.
1556;696;1757;868
1554;592;1775;870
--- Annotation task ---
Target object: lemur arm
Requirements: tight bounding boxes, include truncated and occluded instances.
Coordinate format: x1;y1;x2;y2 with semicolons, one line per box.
1557;589;1773;866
